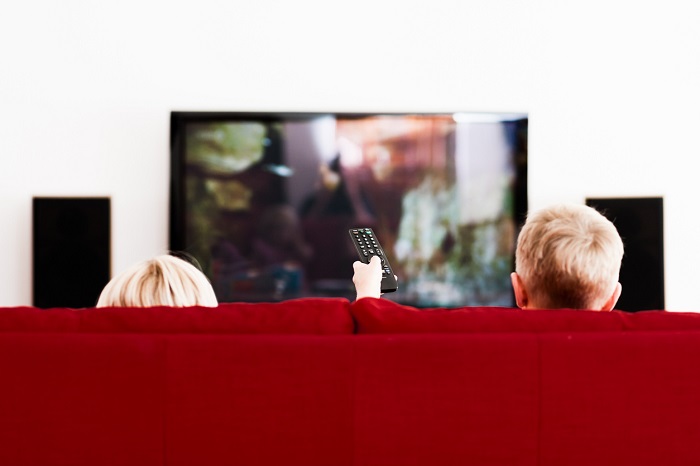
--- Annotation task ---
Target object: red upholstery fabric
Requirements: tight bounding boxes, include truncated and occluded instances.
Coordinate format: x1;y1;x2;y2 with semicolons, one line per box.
0;298;353;334
539;331;700;465
166;335;355;466
0;333;165;466
350;297;700;333
0;306;81;332
3;298;700;465
352;334;539;466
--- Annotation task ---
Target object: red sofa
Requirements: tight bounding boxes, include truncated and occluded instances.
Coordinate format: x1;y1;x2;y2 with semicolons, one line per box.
2;297;700;466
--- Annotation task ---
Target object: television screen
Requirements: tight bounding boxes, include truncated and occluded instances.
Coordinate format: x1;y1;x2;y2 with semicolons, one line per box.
170;112;528;307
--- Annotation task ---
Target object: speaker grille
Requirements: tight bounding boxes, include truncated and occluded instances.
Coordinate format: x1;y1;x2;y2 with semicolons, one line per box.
586;197;664;311
33;197;111;308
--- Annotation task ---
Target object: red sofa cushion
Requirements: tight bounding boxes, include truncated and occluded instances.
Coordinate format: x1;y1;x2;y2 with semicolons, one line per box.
166;335;355;466
350;297;700;333
0;333;166;466
352;334;539;466
0;298;353;334
539;331;700;465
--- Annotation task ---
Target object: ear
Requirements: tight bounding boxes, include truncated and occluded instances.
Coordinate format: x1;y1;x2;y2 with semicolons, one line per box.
600;282;622;311
511;272;530;309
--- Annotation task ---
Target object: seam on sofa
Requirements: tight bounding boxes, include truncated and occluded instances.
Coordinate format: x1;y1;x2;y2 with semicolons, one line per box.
536;334;542;466
350;338;357;466
159;336;168;466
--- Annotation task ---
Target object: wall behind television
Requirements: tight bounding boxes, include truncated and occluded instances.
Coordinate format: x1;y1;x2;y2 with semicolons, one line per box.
1;1;698;310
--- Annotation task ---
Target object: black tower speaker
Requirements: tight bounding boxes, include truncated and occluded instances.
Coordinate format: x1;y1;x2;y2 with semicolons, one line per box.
33;197;111;308
586;197;664;311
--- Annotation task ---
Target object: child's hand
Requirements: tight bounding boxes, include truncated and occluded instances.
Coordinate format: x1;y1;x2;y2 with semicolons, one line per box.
352;255;383;300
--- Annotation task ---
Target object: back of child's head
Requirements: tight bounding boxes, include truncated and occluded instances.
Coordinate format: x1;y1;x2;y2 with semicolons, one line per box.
96;253;218;307
514;204;624;309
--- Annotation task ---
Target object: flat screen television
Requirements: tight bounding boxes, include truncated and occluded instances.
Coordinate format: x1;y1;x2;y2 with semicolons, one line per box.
170;111;528;307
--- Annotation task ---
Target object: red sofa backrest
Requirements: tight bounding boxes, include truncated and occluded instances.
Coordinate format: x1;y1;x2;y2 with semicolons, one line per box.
349;298;700;465
350;296;700;333
0;298;354;334
3;297;700;466
0;298;355;466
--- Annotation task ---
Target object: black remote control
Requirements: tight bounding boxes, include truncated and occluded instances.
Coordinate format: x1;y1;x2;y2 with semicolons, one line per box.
349;228;398;293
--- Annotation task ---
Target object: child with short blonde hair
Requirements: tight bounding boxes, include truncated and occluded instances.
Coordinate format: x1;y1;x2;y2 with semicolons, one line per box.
96;253;218;307
511;203;624;310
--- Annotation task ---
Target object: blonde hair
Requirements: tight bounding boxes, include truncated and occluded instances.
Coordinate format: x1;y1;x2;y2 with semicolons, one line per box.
515;204;624;309
96;254;218;308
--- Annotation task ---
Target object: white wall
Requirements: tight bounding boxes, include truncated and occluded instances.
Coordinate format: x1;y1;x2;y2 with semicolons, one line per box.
1;0;698;309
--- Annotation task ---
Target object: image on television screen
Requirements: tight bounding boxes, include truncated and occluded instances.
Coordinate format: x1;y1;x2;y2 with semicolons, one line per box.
170;112;527;307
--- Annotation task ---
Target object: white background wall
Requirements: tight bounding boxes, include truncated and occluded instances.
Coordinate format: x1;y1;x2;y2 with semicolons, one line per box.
1;0;698;309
